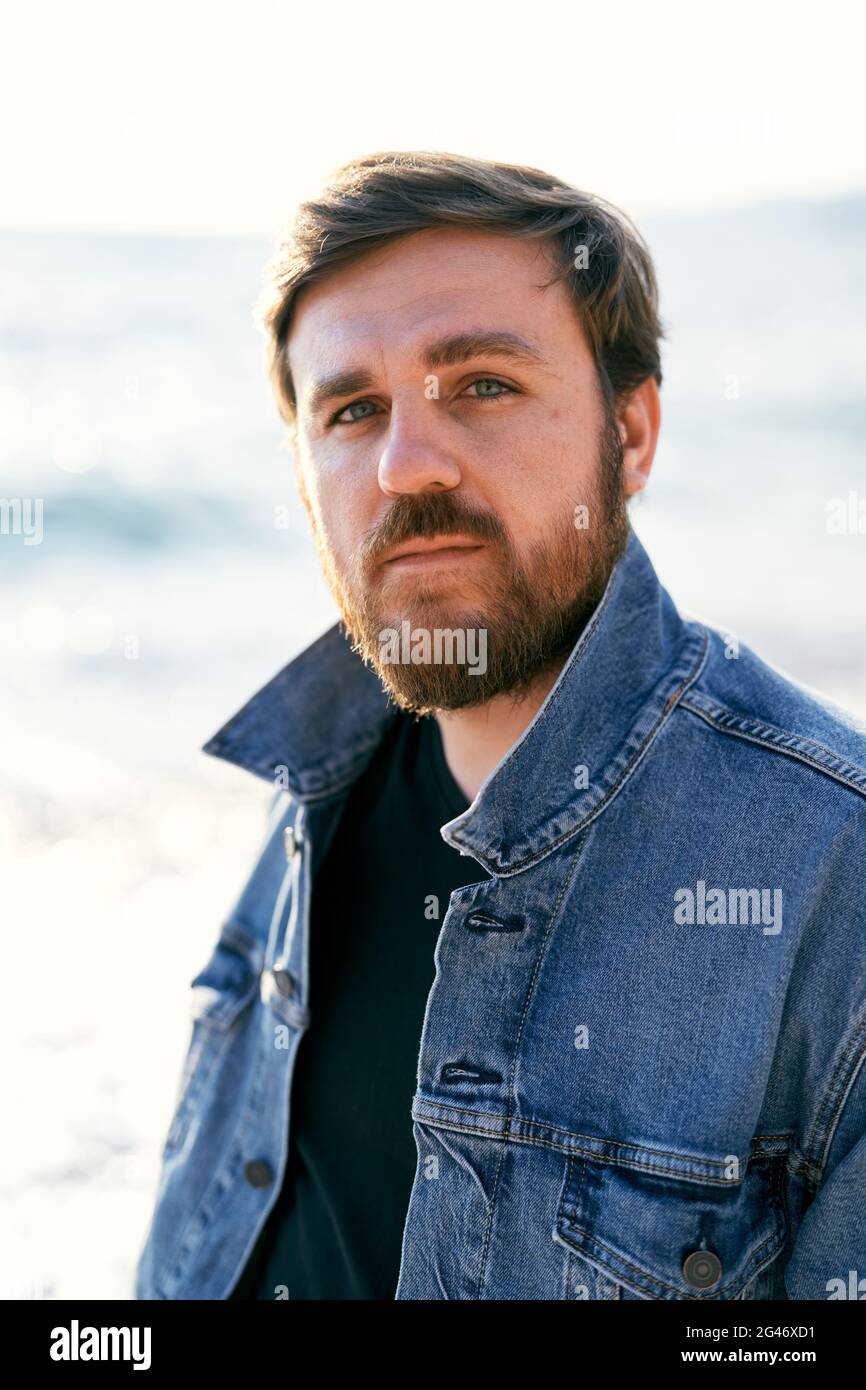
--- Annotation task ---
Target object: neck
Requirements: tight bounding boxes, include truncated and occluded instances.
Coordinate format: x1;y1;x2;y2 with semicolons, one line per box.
434;667;564;804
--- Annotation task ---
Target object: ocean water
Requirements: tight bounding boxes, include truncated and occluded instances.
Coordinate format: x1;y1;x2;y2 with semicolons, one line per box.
1;195;864;1298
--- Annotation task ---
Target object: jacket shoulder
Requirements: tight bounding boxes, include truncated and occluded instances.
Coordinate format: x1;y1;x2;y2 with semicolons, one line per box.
678;620;866;805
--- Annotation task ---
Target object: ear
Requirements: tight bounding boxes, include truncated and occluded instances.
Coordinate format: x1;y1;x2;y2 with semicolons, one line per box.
615;378;661;497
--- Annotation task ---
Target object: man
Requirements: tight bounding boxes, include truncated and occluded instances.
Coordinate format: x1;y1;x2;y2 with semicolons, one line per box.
135;151;866;1301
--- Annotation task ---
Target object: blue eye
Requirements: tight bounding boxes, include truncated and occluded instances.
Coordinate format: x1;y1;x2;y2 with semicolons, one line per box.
465;377;513;400
329;377;516;426
332;399;380;425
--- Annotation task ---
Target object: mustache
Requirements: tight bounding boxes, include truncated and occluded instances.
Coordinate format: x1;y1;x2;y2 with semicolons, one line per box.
357;492;508;569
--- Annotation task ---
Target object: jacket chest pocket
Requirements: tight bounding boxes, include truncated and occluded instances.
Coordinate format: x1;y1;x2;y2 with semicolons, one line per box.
554;1148;788;1301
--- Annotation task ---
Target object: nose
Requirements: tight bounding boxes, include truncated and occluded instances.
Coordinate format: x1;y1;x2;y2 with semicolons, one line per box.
377;397;462;497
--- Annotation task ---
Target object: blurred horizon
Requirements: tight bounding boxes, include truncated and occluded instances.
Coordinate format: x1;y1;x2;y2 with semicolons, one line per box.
7;180;866;242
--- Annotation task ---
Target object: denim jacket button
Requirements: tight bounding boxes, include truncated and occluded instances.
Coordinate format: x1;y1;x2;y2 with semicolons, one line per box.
243;1159;274;1189
682;1249;722;1289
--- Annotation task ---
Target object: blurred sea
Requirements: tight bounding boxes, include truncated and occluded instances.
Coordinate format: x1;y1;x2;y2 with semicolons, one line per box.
1;193;864;1298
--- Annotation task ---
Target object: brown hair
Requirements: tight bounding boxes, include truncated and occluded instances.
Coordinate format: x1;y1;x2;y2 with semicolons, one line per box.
256;150;664;424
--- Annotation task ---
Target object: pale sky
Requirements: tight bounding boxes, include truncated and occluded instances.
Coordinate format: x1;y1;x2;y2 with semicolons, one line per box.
2;0;865;237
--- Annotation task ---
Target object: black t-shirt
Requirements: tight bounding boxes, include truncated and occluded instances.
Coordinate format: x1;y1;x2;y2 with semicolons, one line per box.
228;709;486;1300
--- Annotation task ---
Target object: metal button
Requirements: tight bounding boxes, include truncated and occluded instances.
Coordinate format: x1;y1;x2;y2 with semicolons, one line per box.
682;1248;722;1289
272;968;296;999
243;1159;274;1189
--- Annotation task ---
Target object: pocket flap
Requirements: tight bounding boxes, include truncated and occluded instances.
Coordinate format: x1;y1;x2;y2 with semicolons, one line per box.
188;921;262;1029
554;1148;787;1300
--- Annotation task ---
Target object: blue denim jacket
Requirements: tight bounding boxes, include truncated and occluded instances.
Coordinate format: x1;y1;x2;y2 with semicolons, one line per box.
134;527;866;1300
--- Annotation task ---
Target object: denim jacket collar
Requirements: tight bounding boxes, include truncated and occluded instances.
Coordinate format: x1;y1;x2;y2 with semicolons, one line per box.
203;526;709;875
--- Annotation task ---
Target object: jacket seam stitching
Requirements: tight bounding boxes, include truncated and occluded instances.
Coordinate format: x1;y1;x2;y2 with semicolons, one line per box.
413;1111;791;1181
414;1099;791;1166
679;696;866;800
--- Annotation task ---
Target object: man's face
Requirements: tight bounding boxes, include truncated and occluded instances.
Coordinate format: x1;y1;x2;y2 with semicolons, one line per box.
286;227;631;712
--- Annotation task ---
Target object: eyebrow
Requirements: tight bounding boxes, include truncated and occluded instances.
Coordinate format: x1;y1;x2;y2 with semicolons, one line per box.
305;330;548;420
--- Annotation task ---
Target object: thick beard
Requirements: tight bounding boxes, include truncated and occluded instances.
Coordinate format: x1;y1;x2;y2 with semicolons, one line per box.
300;411;629;714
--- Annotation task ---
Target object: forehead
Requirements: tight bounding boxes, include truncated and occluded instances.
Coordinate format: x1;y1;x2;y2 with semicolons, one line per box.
286;227;588;391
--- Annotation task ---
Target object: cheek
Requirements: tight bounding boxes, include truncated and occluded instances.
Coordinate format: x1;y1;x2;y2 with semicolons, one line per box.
310;466;376;567
491;426;590;516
